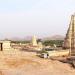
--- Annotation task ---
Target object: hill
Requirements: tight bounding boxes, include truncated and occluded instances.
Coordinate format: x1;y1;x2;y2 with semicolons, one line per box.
43;35;64;41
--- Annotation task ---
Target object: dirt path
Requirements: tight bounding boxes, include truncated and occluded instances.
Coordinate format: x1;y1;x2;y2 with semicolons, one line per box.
0;51;75;75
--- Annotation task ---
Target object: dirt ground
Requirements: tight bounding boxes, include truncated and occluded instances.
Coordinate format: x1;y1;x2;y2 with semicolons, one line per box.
0;50;75;75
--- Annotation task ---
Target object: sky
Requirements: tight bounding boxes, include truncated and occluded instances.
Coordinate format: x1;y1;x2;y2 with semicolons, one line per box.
0;0;75;39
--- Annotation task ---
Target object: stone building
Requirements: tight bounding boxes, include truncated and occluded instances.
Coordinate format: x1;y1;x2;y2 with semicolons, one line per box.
0;40;11;51
64;13;75;56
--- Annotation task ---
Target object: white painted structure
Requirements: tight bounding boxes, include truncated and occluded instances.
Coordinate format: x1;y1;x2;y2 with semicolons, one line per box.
0;40;11;51
32;35;37;46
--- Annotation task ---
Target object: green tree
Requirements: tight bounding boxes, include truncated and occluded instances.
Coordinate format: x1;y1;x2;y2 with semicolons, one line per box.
43;40;63;47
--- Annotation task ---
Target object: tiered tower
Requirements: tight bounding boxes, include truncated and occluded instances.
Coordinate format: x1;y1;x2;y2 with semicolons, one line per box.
64;14;75;56
64;25;72;49
32;35;37;46
71;14;75;56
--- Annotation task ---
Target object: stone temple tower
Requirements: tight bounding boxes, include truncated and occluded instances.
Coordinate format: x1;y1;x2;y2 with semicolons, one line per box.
71;14;75;56
64;13;75;56
64;24;72;49
32;35;37;46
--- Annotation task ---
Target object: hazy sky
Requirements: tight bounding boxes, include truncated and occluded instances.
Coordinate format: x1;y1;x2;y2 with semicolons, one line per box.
0;0;75;38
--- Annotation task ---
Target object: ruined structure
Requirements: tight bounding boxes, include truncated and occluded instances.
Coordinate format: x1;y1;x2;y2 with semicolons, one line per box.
64;14;75;56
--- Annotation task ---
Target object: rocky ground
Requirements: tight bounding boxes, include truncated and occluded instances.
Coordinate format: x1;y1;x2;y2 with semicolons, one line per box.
0;50;75;75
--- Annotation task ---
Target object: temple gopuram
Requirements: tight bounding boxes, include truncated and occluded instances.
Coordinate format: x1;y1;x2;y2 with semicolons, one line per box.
64;13;75;56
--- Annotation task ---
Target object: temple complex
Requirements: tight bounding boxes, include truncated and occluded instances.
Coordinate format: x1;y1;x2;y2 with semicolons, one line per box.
64;13;75;56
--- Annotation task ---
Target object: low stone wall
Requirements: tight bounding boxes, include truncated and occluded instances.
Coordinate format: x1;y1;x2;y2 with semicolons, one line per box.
48;50;69;57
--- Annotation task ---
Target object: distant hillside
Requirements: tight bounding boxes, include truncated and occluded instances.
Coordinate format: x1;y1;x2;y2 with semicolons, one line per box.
8;36;32;41
4;35;65;41
43;35;65;41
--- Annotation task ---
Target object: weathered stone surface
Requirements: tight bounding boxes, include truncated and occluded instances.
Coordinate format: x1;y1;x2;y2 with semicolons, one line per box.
64;14;75;56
